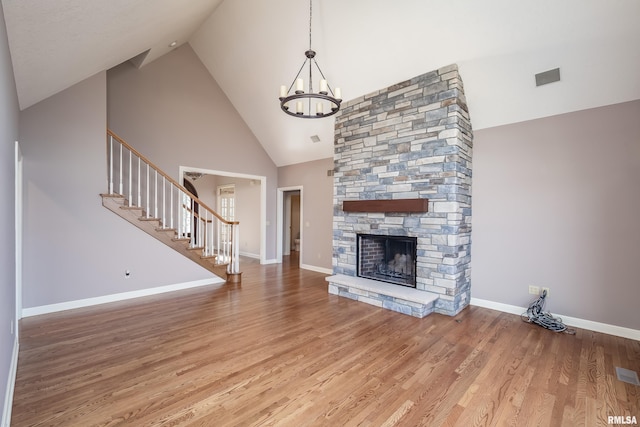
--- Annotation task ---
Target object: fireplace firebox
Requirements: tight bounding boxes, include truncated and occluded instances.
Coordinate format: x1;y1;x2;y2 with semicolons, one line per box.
357;234;417;288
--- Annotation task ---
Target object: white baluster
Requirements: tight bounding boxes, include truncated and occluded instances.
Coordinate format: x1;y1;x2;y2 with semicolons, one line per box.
146;164;150;218
170;185;174;229
202;210;206;255
137;157;141;207
207;211;212;256
109;136;113;194
118;143;123;195
154;171;158;219
199;210;203;250
232;224;240;273
217;222;221;263
162;176;166;228
228;223;233;273
177;190;181;237
128;150;132;205
225;223;230;266
181;191;185;237
190;197;195;247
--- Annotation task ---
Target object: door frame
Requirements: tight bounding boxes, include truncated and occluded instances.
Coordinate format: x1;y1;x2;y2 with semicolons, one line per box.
277;186;303;264
179;166;267;264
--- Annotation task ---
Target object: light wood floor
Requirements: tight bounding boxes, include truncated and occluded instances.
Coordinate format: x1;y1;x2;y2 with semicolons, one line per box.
12;256;640;426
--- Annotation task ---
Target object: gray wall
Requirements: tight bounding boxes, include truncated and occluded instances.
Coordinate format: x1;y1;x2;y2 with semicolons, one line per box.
19;72;214;309
0;1;19;418
107;44;278;261
279;102;640;330
278;157;333;271
473;100;640;330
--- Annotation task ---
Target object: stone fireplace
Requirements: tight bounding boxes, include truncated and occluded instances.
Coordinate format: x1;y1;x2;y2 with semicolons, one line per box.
326;64;473;318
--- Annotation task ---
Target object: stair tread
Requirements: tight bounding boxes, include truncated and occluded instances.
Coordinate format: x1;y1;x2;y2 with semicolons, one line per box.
156;227;177;233
139;217;161;222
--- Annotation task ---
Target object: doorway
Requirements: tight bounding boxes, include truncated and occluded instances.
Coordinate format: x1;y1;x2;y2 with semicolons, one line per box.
180;166;266;264
182;179;199;239
277;186;302;265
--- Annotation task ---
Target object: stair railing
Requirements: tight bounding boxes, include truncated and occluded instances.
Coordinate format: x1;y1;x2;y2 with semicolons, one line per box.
106;130;240;275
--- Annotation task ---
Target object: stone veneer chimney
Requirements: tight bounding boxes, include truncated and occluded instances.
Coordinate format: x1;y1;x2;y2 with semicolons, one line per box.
328;64;473;317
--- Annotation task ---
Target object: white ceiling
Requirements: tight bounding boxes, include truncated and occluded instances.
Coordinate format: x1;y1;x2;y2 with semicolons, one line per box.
3;0;640;166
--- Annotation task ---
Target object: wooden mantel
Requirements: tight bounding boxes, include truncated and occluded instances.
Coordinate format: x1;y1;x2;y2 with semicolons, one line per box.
342;198;429;213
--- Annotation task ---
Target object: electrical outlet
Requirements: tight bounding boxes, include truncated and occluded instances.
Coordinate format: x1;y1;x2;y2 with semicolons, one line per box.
542;287;550;296
529;285;540;295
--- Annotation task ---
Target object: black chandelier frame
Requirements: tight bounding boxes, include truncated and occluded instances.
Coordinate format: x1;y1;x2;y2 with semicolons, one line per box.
279;1;341;119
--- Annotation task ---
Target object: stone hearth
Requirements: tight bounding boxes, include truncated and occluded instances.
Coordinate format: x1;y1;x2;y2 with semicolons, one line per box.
326;64;473;317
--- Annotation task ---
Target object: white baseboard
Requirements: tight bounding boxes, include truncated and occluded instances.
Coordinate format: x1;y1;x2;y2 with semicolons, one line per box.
261;258;278;265
2;336;18;427
239;251;260;259
22;277;225;318
470;297;640;341
300;264;333;275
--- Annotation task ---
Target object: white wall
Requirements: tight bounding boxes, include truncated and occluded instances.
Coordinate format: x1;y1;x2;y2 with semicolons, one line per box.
0;2;19;422
472;100;640;330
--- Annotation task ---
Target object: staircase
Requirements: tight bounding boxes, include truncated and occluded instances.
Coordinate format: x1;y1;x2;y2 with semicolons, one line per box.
101;130;241;282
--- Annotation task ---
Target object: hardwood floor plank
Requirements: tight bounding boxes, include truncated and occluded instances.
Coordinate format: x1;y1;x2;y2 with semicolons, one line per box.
11;258;640;426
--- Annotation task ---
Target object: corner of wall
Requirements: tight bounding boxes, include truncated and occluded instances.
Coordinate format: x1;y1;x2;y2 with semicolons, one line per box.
1;335;18;427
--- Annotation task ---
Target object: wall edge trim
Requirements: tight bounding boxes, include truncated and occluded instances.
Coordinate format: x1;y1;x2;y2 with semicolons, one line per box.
22;277;225;317
1;336;18;427
470;297;640;341
301;264;332;275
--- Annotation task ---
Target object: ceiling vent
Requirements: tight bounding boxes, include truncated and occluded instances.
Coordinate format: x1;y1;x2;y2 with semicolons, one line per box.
310;135;321;143
535;68;561;87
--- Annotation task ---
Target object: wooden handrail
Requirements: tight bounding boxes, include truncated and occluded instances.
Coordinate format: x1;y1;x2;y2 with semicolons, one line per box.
182;204;213;223
107;129;239;226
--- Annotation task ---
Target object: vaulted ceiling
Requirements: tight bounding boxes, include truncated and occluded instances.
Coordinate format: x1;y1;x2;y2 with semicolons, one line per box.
3;0;639;166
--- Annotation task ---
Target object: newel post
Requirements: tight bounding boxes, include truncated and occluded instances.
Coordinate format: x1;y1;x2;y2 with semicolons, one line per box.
226;222;242;283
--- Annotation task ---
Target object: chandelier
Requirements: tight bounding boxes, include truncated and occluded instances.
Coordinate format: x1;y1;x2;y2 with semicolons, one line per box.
279;0;341;118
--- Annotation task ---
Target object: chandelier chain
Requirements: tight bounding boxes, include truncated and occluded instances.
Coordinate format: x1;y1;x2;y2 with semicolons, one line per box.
309;0;312;51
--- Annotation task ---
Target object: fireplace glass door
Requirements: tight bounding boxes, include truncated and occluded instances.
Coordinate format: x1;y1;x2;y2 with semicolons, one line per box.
357;234;417;288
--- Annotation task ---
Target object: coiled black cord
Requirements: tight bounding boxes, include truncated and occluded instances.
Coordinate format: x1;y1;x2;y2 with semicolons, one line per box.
521;290;576;334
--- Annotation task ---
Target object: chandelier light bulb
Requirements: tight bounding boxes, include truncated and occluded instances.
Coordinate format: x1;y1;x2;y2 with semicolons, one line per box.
319;79;327;94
